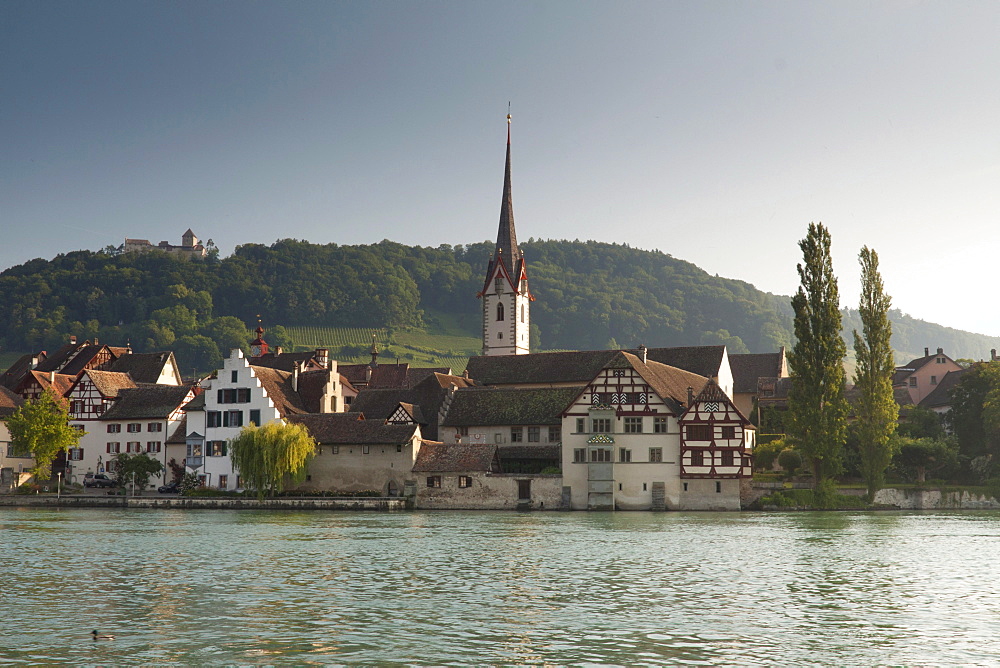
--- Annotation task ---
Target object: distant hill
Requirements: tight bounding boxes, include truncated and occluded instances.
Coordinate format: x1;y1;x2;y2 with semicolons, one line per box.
0;238;996;371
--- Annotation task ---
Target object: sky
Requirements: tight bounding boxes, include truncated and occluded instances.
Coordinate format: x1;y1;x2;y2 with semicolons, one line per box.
3;1;999;338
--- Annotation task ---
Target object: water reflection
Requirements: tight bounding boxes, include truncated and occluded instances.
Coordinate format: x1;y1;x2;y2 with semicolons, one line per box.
4;508;1000;664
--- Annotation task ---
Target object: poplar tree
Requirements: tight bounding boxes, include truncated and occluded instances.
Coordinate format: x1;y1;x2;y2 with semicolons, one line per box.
852;246;898;502
7;389;83;482
786;223;849;506
228;422;316;499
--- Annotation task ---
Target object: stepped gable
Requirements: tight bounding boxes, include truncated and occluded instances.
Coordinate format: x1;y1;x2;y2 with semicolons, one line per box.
1;352;46;390
109;351;178;384
919;368;967;409
617;351;709;413
441;386;583;427
100;385;193;420
0;386;24;418
84;370;137;397
412;443;501;473
249;365;309;417
729;351;785;394
287;412;419;445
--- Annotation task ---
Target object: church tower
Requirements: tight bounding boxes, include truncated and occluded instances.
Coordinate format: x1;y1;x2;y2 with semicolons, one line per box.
479;113;532;356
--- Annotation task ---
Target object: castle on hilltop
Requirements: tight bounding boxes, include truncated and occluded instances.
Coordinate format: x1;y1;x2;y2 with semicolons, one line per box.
123;229;207;259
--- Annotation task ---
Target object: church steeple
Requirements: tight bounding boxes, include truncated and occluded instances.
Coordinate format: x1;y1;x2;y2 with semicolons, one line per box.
479;112;532;356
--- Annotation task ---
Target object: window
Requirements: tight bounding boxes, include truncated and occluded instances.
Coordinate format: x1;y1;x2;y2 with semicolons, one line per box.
146;441;162;453
126;441;141;453
721;450;734;467
496;303;505;321
72;424;85;432
362;445;371;455
105;460;116;473
721;426;736;439
332;446;339;455
686;424;712;441
937;357;945;364
691;449;704;466
187;443;203;457
624;417;642;433
548;426;561;442
573;448;587;463
69;448;84;461
619;448;632;463
219;474;228;489
106;442;120;454
70;400;85;414
217;389;251;404
495;277;504;293
232;370;239;383
576;418;586;433
527;426;540;442
209;441;227;457
223;410;243;427
931;376;937;385
590;448;612;462
249;409;261;426
520;304;525;323
426;476;442;488
207;411;222;428
397;444;403;453
593;418;611;434
909;377;917;387
716;481;722;493
683;482;688;492
654;417;668;434
127;423;141;433
649;447;663;463
510;427;523;442
107;424;121;433
458;476;472;488
148;423;162;433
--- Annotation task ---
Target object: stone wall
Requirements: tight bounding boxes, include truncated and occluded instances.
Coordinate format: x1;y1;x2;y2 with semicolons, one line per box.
0;494;407;511
416;474;563;510
873;488;1000;510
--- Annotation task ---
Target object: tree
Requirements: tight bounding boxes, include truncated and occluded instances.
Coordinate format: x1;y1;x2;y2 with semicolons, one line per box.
228;422;316;500
948;361;1000;462
852;246;899;502
113;452;164;493
894;436;959;483
6;389;83;481
897;405;946;440
786;223;849;506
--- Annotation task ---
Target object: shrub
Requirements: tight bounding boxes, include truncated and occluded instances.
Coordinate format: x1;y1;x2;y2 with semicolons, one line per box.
778;448;802;476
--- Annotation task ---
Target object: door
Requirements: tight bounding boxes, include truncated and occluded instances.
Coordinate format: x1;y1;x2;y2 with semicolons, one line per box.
517;479;531;501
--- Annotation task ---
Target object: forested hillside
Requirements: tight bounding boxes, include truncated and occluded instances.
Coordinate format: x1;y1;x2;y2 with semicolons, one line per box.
0;239;996;368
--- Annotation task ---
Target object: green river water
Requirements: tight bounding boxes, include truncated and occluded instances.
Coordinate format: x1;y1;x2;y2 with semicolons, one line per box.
2;508;999;665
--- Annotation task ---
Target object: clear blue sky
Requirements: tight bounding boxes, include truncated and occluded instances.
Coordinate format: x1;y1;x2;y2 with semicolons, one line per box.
3;1;998;338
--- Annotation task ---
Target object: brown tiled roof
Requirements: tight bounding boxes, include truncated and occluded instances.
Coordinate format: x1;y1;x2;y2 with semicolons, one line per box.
100;385;193;420
183;392;206;411
622;352;709;413
34;342;84;373
757;377;792;405
0;386;24;418
1;352;44;390
684;379;753;425
730;351;785;394
296;369;334;413
349;389;421;421
21;370;75;398
412;443;501;473
919;368;968;409
369;365;410;389
83;370;137;398
59;344;113;376
465;345;726;387
395;402;425;423
441;386;583;427
109;351;178;384
249;351;316;372
166;416;188;444
287;413;419;445
406;367;452;386
498;444;561;461
250;366;309;417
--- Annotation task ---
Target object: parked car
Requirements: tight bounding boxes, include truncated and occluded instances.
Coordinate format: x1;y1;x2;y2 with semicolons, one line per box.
157;481;180;494
83;473;116;488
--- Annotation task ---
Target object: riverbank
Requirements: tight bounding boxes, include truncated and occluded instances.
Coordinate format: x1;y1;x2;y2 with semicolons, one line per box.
0;494;409;510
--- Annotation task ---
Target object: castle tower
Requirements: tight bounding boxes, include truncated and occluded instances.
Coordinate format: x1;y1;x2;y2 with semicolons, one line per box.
479;113;532;356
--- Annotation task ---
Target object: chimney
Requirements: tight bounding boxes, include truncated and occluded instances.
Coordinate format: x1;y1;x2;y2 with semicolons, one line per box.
292;361;300;392
69;335;77;345
275;346;283;356
638;345;648;364
365;366;372;383
463;369;470;379
316;348;329;369
937;348;943;355
687;386;694;406
49;371;55;383
992;349;998;361
924;347;929;357
30;356;38;369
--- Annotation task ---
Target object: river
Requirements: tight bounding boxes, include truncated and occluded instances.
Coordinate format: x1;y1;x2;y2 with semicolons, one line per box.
2;508;999;665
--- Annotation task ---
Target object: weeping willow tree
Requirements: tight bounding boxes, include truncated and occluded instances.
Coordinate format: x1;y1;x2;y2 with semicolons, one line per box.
228;422;316;499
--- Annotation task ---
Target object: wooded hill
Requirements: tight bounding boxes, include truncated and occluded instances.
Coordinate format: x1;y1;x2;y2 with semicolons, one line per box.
1;238;997;369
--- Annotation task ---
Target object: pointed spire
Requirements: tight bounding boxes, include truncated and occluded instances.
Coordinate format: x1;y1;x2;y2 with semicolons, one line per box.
490;110;521;280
